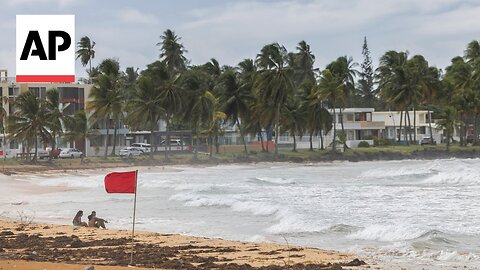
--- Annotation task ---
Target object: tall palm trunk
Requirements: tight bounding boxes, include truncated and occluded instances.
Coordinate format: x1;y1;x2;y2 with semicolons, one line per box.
194;124;199;159
446;128;451;151
332;106;337;152
398;110;403;143
237;119;248;155
50;131;56;160
111;119;118;156
292;132;297;152
474;112;479;145
459;114;465;146
150;122;155;159
406;109;413;144
165;116;170;160
340;107;346;151
33;131;38;163
215;134;220;154
309;132;313;151
89;59;92;83
104;118;110;159
209;136;213;157
428;108;434;144
413;107;417;144
274;104;280;156
320;130;324;150
265;125;270;153
258;126;265;152
404;110;409;144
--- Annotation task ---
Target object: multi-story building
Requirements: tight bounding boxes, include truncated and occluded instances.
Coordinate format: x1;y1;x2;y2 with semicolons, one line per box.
0;70;93;157
372;111;444;144
277;108;385;149
324;108;385;148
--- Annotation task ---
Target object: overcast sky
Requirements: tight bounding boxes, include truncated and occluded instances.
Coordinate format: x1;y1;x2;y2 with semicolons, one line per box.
1;0;480;79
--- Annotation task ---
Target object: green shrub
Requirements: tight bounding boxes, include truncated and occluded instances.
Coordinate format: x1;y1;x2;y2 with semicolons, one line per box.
358;141;370;148
373;136;394;146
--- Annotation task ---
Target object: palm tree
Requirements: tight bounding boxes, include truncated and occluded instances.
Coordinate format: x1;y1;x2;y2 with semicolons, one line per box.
157;29;188;73
314;69;344;151
217;70;252;154
76;36;96;79
181;69;215;159
326;56;358;150
291;40;316;87
126;76;164;157
444;56;473;146
7;92;50;162
465;40;480;63
302;80;333;150
142;60;183;159
203;95;226;156
377;51;410;143
63;110;99;158
282;95;307;151
255;43;294;156
45;88;68;158
87;59;124;158
437;106;460;151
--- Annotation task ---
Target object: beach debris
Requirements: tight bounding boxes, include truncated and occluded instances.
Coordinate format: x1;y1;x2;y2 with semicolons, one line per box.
0;230;14;236
84;265;94;270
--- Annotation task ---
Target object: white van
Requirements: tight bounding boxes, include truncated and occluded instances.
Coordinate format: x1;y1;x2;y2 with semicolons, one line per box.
161;139;183;146
131;143;151;153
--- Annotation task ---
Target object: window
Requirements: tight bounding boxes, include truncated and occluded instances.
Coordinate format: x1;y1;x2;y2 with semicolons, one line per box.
366;112;372;121
346;113;354;122
58;87;84;101
8;87;19;96
355;113;361;121
9;140;19;149
8;102;14;115
28;87;47;99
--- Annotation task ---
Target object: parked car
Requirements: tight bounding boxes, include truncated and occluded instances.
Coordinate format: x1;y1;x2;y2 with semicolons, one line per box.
420;137;435;145
59;148;83;158
160;139;184;146
131;143;151;153
119;147;143;158
37;149;50;159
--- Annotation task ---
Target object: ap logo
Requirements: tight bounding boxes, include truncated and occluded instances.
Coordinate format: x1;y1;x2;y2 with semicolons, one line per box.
16;15;75;82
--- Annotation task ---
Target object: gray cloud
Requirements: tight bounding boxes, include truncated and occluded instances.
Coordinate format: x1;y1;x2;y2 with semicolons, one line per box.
1;0;479;78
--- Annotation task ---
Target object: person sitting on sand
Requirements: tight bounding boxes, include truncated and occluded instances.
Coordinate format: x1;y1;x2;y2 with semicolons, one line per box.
72;210;88;227
87;211;108;229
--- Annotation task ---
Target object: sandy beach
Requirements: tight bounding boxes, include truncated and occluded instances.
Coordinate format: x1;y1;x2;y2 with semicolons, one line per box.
0;219;365;269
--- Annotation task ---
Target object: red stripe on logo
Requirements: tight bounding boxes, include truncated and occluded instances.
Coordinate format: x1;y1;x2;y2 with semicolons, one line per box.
16;75;75;83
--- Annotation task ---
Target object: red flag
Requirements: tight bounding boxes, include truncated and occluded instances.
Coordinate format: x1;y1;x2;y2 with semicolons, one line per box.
104;171;137;194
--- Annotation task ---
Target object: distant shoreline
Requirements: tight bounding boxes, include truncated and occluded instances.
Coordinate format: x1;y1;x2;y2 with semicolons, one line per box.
1;147;479;175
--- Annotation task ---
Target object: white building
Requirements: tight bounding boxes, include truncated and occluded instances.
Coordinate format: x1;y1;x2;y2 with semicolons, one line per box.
277;108;385;149
372;111;443;144
324;108;385;148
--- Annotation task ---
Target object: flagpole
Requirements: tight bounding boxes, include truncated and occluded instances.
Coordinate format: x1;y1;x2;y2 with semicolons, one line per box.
130;170;138;266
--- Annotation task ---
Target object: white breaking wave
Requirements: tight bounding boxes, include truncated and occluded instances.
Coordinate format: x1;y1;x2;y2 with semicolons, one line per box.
347;224;426;242
169;191;283;217
250;176;296;185
422;168;480;186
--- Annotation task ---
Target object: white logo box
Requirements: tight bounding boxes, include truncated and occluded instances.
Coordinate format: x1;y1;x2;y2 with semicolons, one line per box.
16;15;75;82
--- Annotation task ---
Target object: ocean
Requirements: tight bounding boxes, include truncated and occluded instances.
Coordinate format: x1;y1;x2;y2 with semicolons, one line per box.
2;158;480;269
